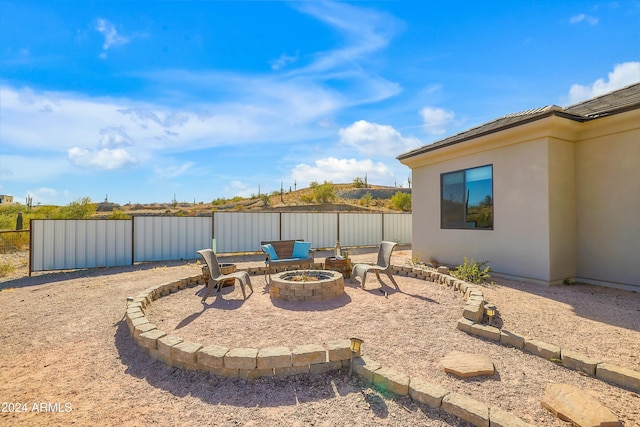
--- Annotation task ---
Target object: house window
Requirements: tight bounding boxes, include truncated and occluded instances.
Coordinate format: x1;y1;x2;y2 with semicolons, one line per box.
441;165;493;229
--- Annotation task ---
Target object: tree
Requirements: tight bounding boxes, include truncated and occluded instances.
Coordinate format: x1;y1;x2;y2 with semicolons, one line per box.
55;197;97;219
390;192;411;212
313;181;336;203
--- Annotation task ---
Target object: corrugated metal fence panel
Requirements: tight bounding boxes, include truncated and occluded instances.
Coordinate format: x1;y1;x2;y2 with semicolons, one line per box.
214;212;280;253
383;214;412;244
281;213;338;248
339;213;383;247
134;216;212;262
31;219;132;271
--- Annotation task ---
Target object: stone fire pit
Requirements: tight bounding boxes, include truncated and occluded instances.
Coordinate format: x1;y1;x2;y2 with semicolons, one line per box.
269;270;344;302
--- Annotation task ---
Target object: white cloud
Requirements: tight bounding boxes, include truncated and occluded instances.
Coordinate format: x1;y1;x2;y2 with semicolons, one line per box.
95;18;130;57
223;180;255;198
68;147;138;169
290;157;392;185
568;62;640;104
293;1;402;74
419;107;455;135
153;162;196;180
338;120;422;157
270;51;299;70
569;13;599;25
98;126;134;148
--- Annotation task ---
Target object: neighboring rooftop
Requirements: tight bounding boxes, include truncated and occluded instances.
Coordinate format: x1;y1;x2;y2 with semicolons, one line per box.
397;82;640;160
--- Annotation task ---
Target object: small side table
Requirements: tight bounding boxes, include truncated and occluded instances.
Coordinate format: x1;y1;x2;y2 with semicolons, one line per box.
324;257;352;278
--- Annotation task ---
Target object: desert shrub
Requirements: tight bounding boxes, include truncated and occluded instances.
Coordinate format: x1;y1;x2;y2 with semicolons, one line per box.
353;177;366;188
260;194;271;207
452;257;491;284
390;191;411;211
313;181;336;203
300;193;315;203
0;262;15;277
53;197;96;219
359;192;373;206
108;209;131;219
0;205;28;230
0;231;29;253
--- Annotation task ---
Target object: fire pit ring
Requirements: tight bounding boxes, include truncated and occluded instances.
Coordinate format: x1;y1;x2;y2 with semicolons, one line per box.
270;270;344;302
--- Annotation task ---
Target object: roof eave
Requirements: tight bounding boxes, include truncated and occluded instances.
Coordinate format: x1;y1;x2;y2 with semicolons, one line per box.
397;110;584;161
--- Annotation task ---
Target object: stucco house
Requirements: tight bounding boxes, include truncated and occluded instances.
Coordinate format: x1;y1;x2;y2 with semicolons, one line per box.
398;82;640;291
0;195;14;205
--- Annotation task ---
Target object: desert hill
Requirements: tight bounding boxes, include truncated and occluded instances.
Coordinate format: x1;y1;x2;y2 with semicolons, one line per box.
101;183;411;217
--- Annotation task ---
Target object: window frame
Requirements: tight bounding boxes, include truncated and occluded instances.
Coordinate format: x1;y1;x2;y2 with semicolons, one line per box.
440;164;494;230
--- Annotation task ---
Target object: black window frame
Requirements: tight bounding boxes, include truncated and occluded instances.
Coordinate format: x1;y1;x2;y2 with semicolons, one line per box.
440;164;493;230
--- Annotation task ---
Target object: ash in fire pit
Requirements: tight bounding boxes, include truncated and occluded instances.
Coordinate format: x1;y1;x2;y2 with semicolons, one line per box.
282;271;333;282
270;270;344;302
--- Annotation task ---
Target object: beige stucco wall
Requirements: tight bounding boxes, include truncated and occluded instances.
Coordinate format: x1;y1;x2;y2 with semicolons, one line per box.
547;138;577;283
409;133;556;283
402;109;639;289
575;111;640;288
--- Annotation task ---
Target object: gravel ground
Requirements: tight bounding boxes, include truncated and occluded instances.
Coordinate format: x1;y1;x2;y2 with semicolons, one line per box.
1;248;639;426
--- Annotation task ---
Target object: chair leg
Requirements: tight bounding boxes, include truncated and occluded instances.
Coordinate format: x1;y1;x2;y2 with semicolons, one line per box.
238;279;247;300
201;281;214;303
361;271;368;289
386;271;399;288
245;274;253;294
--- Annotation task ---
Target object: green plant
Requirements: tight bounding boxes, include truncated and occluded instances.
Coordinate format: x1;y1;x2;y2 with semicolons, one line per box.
406;254;421;266
452;257;491;284
16;212;23;230
359;192;373;206
353;177;366;188
312;181;336;203
107;209;131;219
390;191;411;211
0;262;15;277
260;194;271;208
53;197;97;219
300;193;315;203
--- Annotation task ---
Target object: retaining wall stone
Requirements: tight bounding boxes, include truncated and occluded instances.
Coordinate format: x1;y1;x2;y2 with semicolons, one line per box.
408;377;449;409
500;329;525;349
596;363;640;392
561;349;601;376
372;366;410;396
524;339;561;360
442;393;489;427
225;347;258;370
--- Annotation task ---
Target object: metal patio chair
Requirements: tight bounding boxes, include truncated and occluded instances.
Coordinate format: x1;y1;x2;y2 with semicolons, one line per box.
351;241;399;290
196;249;253;302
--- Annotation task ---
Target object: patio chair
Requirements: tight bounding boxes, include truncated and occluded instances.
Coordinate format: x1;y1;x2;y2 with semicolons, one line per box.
351;241;399;290
196;249;253;303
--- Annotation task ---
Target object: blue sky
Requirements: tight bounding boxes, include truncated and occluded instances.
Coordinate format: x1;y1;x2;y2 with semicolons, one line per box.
1;1;639;206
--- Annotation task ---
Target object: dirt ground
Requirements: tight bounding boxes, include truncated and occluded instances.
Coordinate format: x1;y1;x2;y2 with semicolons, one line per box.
1;248;639;426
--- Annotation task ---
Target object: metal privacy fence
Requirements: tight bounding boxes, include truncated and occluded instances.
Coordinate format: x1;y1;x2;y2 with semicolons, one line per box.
30;212;411;273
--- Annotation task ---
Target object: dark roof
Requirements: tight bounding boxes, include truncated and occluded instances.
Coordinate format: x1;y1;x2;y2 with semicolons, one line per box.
397;82;640;161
